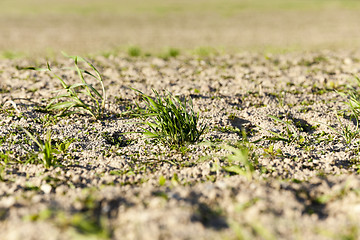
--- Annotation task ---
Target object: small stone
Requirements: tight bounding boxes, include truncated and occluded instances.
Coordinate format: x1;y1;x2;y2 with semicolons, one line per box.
1;197;16;208
40;184;52;194
343;58;352;65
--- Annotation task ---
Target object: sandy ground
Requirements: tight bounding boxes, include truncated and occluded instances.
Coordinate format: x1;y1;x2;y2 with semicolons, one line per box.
0;51;360;239
1;1;360;239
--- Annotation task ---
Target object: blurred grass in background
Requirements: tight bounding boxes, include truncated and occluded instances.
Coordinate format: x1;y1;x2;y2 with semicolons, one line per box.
2;0;360;15
1;0;360;58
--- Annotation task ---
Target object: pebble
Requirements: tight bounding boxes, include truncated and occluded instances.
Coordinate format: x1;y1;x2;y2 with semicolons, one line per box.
40;184;52;194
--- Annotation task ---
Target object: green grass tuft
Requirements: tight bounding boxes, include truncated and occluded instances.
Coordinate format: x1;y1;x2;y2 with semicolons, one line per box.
127;46;142;57
20;128;58;169
331;75;360;144
131;89;206;147
24;53;107;119
167;48;180;58
340;75;360;117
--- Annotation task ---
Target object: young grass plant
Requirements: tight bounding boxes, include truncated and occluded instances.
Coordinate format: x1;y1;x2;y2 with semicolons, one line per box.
158;48;180;60
0;164;5;181
339;75;360;117
20;127;57;169
222;144;254;181
25;53;106;119
256;115;304;144
131;89;206;147
202;131;255;180
127;46;142;57
318;113;360;144
327;76;360;143
0;151;9;181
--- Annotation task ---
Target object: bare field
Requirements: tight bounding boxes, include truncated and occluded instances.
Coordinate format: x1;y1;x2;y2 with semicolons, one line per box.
2;1;360;240
1;51;360;239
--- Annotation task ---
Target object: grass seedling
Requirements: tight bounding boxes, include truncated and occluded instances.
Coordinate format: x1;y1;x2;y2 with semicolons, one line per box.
256;115;302;144
324;75;360;144
338;75;360;116
20;127;58;169
56;139;73;154
317;113;360;144
222;144;254;180
223;131;256;180
0;164;5;181
131;89;207;147
263;145;284;160
159;48;180;59
24;53;106;119
168;48;180;58
192;47;217;57
0;150;11;164
202;131;255;180
128;46;142;57
0;150;11;181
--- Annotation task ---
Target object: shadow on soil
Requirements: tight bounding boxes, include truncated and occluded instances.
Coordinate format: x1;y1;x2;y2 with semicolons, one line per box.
287;181;329;219
187;191;228;230
152;189;229;230
190;202;228;230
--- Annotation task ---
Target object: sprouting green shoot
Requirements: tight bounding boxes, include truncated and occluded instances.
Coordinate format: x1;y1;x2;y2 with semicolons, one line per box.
317;113;360;144
202;132;255;180
222;144;254;180
131;88;207;147
20;127;57;169
255;115;301;144
128;46;142;57
56;140;73;154
339;75;360;117
331;75;360;143
24;53;106;119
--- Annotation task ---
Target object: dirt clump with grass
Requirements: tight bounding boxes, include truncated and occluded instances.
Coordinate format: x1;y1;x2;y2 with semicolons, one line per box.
1;51;360;239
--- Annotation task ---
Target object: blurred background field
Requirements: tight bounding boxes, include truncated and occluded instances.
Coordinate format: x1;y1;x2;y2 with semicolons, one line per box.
1;0;360;58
